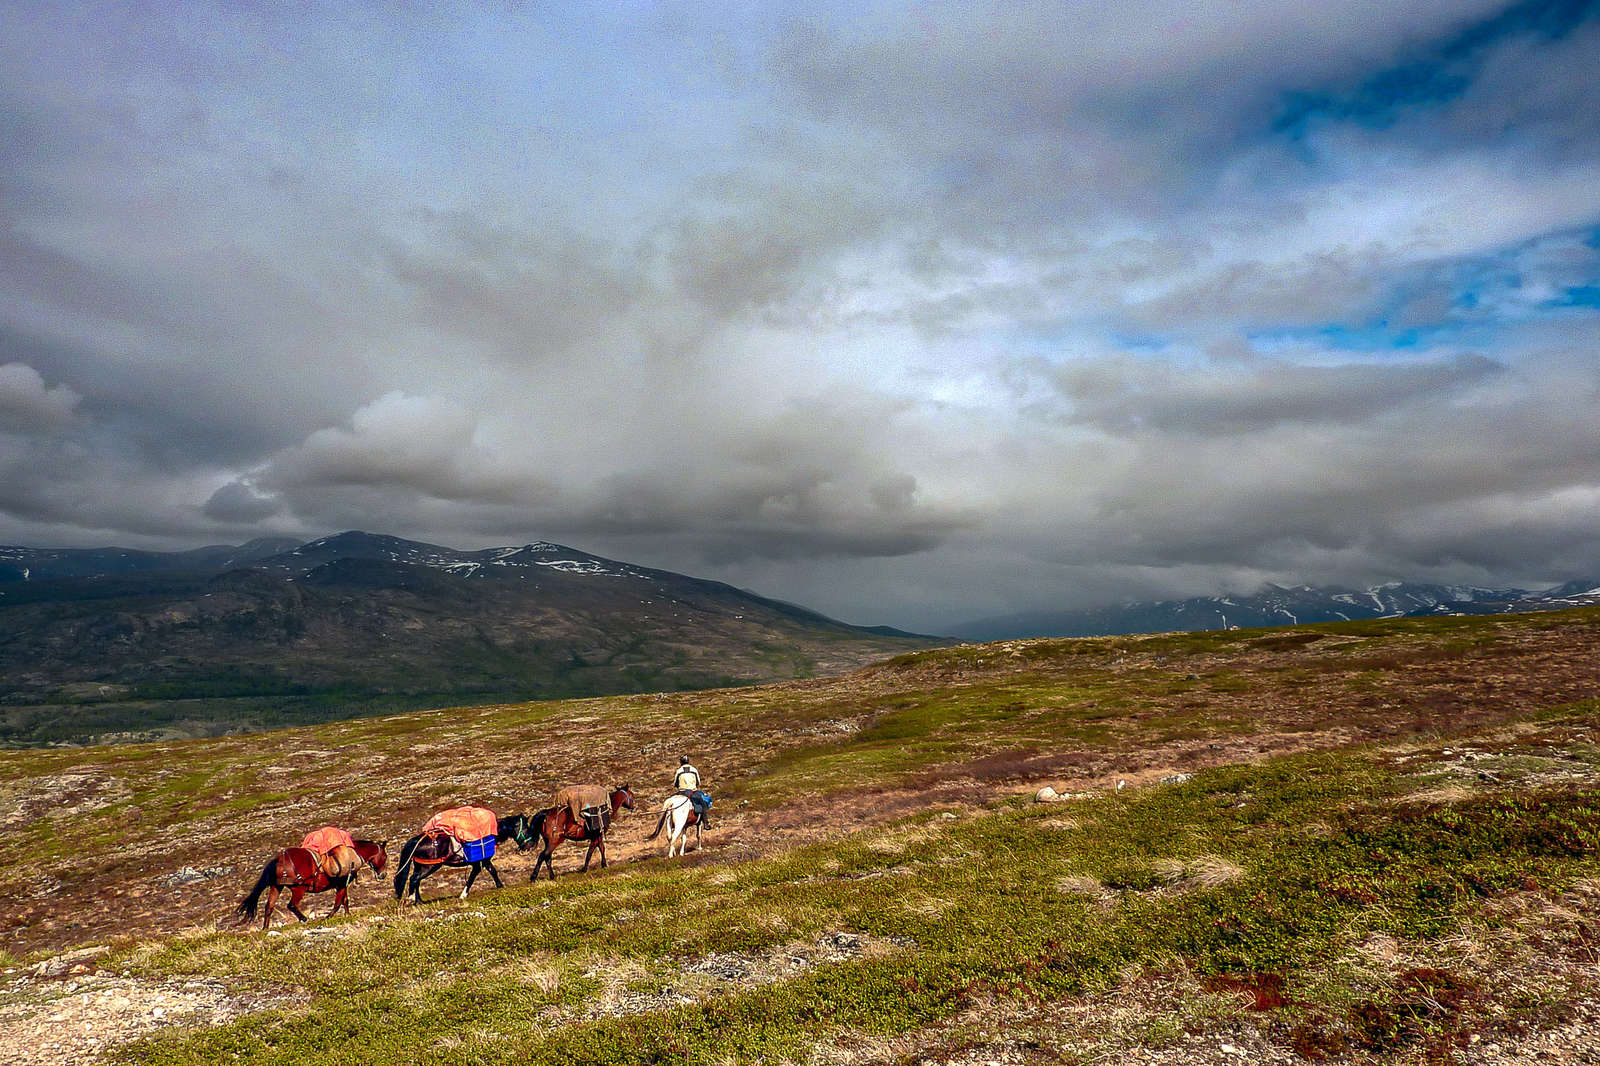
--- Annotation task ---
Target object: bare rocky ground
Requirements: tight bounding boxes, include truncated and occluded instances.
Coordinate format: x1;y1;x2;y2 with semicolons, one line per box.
4;613;1600;1063
0;946;290;1066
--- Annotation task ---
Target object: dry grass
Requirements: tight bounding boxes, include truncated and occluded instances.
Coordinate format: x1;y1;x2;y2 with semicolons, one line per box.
1154;854;1247;890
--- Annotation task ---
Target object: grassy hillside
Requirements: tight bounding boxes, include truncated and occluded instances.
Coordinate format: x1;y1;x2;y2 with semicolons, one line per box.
4;608;1600;1064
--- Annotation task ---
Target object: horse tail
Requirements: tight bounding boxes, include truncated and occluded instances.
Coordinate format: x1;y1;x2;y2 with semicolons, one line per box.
237;858;277;920
393;836;421;899
646;808;669;841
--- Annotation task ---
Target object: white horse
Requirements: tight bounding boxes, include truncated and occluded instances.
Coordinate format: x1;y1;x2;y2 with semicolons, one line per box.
645;793;706;858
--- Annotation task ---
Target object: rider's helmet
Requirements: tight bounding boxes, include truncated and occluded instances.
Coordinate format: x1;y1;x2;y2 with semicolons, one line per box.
680;755;691;765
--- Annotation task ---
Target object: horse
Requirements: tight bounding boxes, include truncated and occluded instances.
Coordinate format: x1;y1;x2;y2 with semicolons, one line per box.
392;814;536;904
237;838;389;928
646;791;712;858
528;785;634;881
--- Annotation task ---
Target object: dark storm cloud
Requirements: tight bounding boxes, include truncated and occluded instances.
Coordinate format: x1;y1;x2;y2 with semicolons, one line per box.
1038;352;1506;436
201;482;282;523
0;362;79;432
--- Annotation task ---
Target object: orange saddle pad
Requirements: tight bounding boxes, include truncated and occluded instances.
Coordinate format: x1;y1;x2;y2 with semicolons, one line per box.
422;806;497;842
301;825;356;856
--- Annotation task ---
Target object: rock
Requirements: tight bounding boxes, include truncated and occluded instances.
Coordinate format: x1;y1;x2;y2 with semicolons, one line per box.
27;946;108;979
161;865;230;887
1159;773;1193;785
1035;786;1061;803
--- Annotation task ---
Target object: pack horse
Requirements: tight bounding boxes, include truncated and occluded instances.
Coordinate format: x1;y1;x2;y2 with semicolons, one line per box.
392;807;536;904
528;784;634;880
237;826;388;928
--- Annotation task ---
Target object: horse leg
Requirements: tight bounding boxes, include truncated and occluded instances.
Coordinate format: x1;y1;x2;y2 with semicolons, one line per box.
460;862;479;900
262;885;279;929
286;886;310;922
407;865;427;904
484;858;503;889
328;882;348;918
598;835;608;869
667;810;685;858
580;837;597;872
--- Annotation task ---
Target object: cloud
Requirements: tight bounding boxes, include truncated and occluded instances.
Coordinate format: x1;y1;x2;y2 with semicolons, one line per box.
0;362;78;432
256;392;537;503
202;481;281;523
1;1;1598;629
1037;351;1506;436
235;387;978;563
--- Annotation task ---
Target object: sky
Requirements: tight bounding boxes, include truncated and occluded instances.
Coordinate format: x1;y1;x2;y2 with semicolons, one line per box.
3;0;1599;631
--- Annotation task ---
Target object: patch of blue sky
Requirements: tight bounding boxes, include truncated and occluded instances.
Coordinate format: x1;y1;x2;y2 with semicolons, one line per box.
1548;284;1600;308
1273;0;1600;138
1282;226;1600;347
1108;331;1170;352
1252;323;1431;353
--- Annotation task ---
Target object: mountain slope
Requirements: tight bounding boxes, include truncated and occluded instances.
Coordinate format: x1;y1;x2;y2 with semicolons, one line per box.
0;532;937;745
951;579;1600;641
4;607;1600;1065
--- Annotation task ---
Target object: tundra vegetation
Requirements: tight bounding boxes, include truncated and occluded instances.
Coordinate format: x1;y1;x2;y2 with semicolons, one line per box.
3;608;1600;1064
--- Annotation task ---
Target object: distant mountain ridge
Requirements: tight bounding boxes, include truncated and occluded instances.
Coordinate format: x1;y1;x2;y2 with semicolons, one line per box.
0;537;301;583
0;531;934;745
950;580;1600;641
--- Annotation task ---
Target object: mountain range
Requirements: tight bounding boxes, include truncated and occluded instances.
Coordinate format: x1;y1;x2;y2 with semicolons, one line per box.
949;579;1600;641
0;531;932;745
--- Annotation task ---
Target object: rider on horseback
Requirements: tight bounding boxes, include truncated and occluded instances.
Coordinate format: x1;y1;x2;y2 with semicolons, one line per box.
673;756;712;829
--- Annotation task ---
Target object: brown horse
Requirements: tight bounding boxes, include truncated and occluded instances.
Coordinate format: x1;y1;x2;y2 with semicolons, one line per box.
528;785;634;881
237;839;388;928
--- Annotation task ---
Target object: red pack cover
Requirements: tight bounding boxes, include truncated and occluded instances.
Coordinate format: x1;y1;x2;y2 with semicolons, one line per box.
301;825;355;856
422;806;497;842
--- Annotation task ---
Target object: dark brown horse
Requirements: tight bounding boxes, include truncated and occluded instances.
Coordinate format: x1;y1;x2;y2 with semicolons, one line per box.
237;839;389;928
528;785;634;881
392;814;536;904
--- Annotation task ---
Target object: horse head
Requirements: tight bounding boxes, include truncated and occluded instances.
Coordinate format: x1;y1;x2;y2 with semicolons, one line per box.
499;814;538;851
355;839;389;874
611;784;635;813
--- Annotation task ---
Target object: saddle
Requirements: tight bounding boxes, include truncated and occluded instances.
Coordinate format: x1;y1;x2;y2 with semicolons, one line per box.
413;829;457;867
552;785;611;828
300;826;360;880
580;805;610;837
318;844;362;881
677;789;712;829
419;806;498;864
